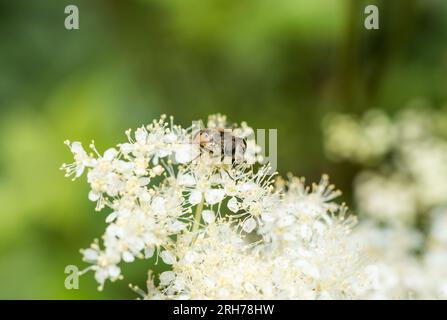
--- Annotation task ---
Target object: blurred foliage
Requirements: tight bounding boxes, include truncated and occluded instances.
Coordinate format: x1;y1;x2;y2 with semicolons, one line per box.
0;0;446;298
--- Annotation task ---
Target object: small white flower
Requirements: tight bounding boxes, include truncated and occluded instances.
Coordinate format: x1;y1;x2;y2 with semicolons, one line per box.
227;197;239;213
103;148;118;161
83;248;98;262
151;197;166;215
119;143;133;155
205;189;225;205
242;218;257;233
108;265;121;279
144;247;155;259
135;127;148;144
105;212;118;223
184;252;197;264
94;269;107;285
202;210;215;224
88;191;101;202
139;177;151;186
224;181;238;196
170;220;187;233
159;271;176;286
64;114;388;300
175;144;199;164
122;251;135;263
177;173;196;186
61;141;91;179
160;251;176;265
152;165;165;176
189;191;203;205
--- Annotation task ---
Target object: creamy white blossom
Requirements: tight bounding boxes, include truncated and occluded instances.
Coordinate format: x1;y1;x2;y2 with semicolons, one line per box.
63;114;381;298
323;107;447;221
323;105;447;299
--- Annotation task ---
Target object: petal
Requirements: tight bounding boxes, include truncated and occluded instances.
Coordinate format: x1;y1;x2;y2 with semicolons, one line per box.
166;133;178;143
261;212;275;222
76;165;85;178
135;128;147;144
170;220;187;232
88;191;100;201
202;210;215;224
139;177;151;186
205;189;225;205
175;144;200;164
139;191;152;204
107;265;121;279
122;251;135;263
243;217;257;233
160;250;176;265
227;197;239;213
177;173;196;186
184;252;197;264
119;143;133;154
144;247;155;259
152;165;165;176
105;212;118;223
70;141;84;154
159;271;175;285
116;160;133;173
189;190;202;205
94;269;107;284
83;248;98;262
152;197;166;215
103;148;118;160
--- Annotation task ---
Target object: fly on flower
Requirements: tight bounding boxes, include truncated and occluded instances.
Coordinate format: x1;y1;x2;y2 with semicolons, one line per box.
61;114;382;300
193;128;247;164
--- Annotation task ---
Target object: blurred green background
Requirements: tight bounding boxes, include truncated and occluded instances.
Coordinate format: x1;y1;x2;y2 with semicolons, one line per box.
0;0;446;299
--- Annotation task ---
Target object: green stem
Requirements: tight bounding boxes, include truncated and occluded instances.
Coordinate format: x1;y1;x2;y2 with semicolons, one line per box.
192;193;205;237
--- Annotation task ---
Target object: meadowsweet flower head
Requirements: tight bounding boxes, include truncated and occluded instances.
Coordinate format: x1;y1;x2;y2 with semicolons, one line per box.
324;107;447;220
323;105;447;299
323;110;395;164
62;114;377;298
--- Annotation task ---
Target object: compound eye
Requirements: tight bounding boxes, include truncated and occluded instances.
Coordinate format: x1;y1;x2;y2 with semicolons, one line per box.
202;132;209;139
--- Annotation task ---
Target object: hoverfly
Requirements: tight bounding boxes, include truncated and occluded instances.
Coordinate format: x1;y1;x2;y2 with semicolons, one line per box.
193;128;247;164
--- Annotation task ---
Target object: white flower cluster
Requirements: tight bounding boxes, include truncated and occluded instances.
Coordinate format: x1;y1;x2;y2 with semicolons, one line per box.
351;208;447;299
323;110;395;164
323;105;447;298
145;176;376;300
324;107;447;223
62;114;381;299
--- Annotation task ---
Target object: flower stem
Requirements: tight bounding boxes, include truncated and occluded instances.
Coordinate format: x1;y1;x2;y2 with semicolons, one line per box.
192;193;205;237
